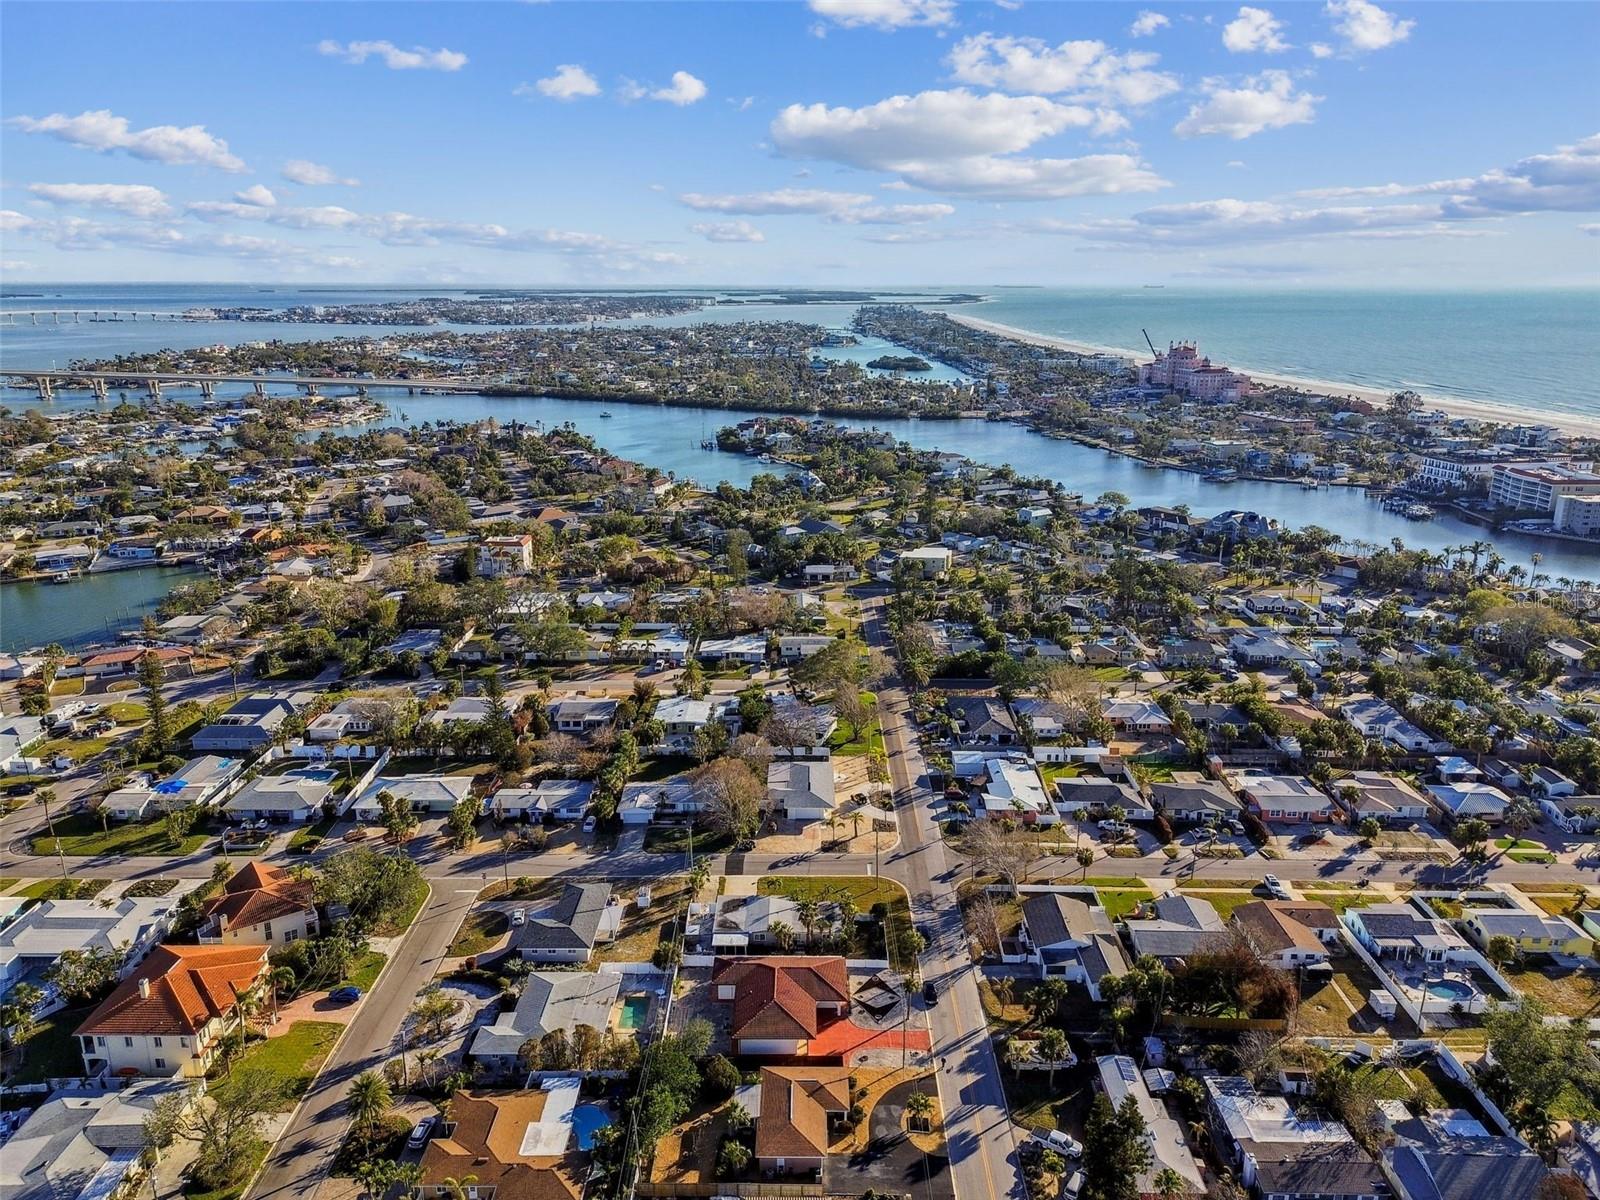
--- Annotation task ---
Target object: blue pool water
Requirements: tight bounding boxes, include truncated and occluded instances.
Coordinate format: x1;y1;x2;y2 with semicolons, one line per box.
1425;979;1474;1001
618;995;650;1030
571;1104;612;1151
290;768;338;783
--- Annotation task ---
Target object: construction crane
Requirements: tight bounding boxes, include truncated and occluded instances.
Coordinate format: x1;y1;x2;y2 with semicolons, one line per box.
1142;327;1159;358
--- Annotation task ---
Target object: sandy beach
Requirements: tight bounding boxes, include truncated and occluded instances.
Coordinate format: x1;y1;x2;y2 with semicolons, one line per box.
949;313;1600;439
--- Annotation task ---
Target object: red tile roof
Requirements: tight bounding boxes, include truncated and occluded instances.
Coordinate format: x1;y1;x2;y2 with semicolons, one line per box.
76;944;268;1037
713;956;848;1042
201;861;316;933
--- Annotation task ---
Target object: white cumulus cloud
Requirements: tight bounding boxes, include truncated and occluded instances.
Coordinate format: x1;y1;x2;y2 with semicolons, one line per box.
316;39;467;71
234;184;277;207
1325;0;1414;52
771;88;1168;199
807;0;955;31
27;182;171;219
1129;11;1170;36
281;159;359;187
521;64;600;101
651;71;708;106
679;189;875;215
946;33;1180;107
691;220;766;243
1222;7;1290;53
1174;71;1319;139
8;109;245;172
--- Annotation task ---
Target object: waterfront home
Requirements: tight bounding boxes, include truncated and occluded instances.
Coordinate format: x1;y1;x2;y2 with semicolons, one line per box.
1234;774;1337;822
467;971;623;1077
493;779;594;823
156;613;232;646
1096;1056;1205;1194
1205;1075;1383;1200
548;696;620;734
417;1089;584;1200
198;862;319;947
1331;772;1432;826
712;956;849;1056
510;882;621;965
223;770;335;824
80;646;193;680
191;693;304;754
1459;907;1592;959
350;774;474;821
753;1065;851;1175
76;944;269;1079
1230;900;1340;970
1019;893;1128;1000
1424;781;1510;825
0;897;177;998
767;757;836;823
32;545;97;573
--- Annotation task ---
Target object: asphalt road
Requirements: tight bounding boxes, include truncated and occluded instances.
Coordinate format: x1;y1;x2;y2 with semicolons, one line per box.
247;880;477;1200
864;596;1028;1200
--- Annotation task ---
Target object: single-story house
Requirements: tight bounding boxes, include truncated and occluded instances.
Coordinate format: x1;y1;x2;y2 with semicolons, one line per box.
493;780;595;823
509;882;621;964
350;774;475;820
1332;772;1431;826
753;1065;850;1175
768;758;836;823
1231;900;1340;969
467;971;623;1076
222;769;335;823
1425;782;1510;825
712;956;849;1056
1459;907;1593;958
1151;775;1240;824
1235;775;1338;822
548;697;620;734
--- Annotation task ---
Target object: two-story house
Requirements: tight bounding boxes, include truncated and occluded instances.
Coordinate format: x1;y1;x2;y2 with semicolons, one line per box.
198;862;320;947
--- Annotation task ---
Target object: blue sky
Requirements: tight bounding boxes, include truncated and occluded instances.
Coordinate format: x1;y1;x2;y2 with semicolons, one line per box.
2;0;1597;286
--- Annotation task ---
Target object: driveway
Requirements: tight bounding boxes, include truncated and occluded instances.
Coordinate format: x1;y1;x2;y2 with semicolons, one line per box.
825;1077;954;1200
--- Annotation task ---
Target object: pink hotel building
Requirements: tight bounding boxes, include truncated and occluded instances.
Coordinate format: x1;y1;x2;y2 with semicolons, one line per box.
1140;342;1253;402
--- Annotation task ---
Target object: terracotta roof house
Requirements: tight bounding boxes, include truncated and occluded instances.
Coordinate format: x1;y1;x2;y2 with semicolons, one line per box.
712;957;849;1056
753;1065;851;1174
418;1089;584;1200
1231;900;1341;969
76;944;268;1079
198;862;319;947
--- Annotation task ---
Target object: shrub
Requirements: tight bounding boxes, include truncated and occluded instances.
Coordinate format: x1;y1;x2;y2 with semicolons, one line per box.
704;1054;740;1099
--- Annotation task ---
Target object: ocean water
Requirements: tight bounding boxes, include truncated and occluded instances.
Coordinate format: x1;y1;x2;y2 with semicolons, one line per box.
970;287;1600;420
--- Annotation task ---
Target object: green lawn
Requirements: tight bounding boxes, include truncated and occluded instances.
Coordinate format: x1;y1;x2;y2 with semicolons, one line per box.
339;951;388;992
643;821;735;856
16;878;110;900
287;815;336;853
1095;888;1155;920
757;875;914;967
34;736;116;764
218;1020;343;1107
105;702;148;723
32;812;212;856
827;701;885;757
449;910;510;957
1;1003;94;1084
124;878;180;897
1178;890;1261;919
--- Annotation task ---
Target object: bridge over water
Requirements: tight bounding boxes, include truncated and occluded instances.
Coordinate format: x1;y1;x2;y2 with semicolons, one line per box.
1;369;485;402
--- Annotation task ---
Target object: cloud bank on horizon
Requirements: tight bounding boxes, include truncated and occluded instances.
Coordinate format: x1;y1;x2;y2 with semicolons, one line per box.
1;0;1595;286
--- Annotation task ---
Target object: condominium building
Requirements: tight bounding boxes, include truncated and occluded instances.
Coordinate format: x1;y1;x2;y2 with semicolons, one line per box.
1489;464;1600;513
1555;493;1600;538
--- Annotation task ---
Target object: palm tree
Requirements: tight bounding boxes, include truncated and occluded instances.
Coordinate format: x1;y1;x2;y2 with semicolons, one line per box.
905;1089;936;1132
35;788;68;882
1038;1028;1070;1086
770;920;794;952
796;899;819;949
439;1176;479;1200
267;965;296;1025
1155;1167;1191;1200
347;1071;392;1136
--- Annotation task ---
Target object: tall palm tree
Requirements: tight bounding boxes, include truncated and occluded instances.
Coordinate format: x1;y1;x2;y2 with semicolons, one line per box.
267;965;296;1025
347;1071;393;1136
905;1089;936;1132
1038;1028;1070;1086
35;788;67;882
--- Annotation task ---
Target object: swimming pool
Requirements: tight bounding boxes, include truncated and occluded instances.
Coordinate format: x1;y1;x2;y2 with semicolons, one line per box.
289;767;338;783
618;994;650;1030
571;1104;612;1151
1425;978;1475;1001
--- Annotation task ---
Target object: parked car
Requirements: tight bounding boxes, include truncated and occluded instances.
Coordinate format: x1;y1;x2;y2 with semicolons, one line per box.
922;980;938;1005
1063;1169;1085;1200
511;908;526;926
581;816;597;834
329;986;362;1003
1028;1128;1083;1158
1262;875;1291;900
406;1116;436;1150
